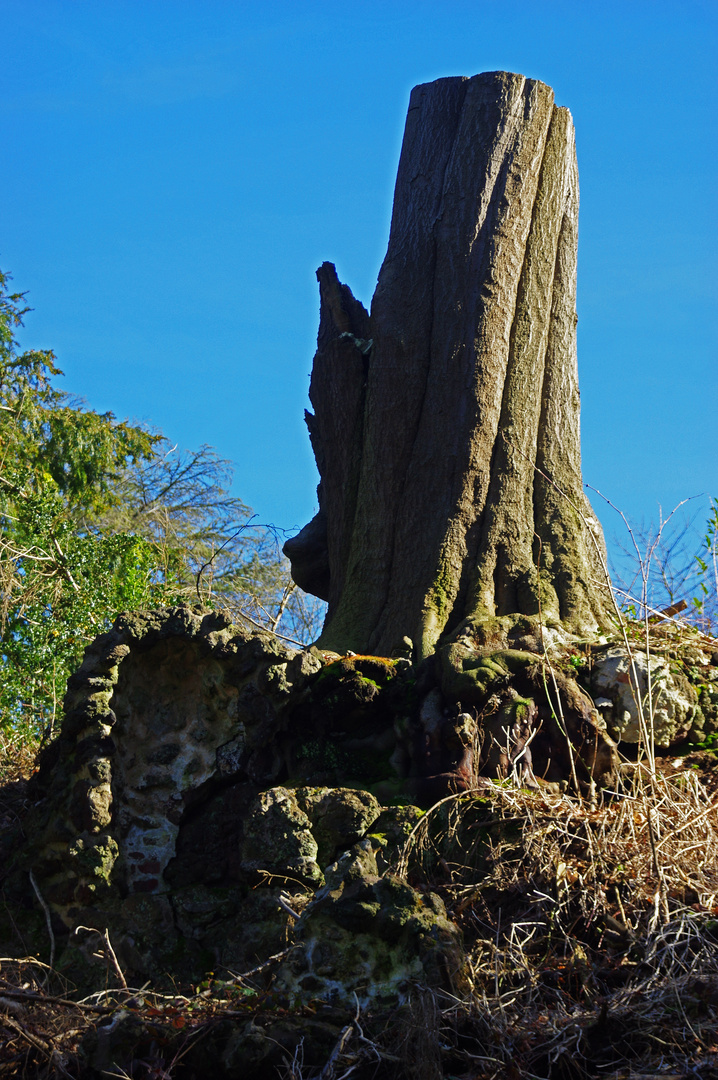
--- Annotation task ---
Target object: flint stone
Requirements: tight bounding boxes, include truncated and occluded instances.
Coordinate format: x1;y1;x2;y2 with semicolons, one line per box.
276;838;465;1006
591;645;702;746
295;786;382;867
240;787;324;887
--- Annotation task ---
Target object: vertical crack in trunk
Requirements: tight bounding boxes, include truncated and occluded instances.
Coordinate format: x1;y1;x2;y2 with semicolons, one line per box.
468;103;574;626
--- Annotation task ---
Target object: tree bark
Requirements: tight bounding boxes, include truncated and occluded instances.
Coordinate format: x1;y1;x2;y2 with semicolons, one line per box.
285;71;610;659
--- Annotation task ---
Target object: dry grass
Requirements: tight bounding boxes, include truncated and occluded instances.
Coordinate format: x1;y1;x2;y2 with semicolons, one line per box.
388;758;718;1079
0;957;234;1078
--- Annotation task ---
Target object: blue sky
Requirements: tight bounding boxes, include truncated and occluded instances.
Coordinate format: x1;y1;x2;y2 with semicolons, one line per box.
2;1;716;562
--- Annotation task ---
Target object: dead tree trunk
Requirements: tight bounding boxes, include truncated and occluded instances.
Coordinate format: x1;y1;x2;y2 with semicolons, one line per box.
285;71;610;659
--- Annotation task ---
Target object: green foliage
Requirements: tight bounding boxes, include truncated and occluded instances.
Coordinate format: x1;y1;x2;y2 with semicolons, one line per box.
0;272;156;510
689;732;718;753
0;269;325;739
0;272;177;735
0;494;171;734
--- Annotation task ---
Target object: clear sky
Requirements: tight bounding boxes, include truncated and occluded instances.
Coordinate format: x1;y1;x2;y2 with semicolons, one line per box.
2;1;716;562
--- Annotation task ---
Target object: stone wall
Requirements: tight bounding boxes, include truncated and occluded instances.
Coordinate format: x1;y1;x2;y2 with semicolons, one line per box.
10;603;712;998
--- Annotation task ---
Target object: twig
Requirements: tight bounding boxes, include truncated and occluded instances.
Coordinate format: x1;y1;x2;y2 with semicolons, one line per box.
74;926;128;989
1;1012;51;1056
50;535;86;602
270;581;297;634
227;945;298;984
277;893;301;920
235;608;309;648
0;985;113;1013
28;870;55;973
103;928;128;989
319;1023;355;1080
0;996;25;1017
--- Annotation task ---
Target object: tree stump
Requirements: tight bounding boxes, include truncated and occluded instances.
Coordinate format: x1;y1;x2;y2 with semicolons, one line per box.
286;71;610;660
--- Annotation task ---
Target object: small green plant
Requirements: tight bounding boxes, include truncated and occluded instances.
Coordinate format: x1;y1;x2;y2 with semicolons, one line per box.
692;497;718;632
690;732;718;753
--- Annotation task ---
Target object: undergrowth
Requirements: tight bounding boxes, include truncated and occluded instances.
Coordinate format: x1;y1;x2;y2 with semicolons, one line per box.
392;768;718;1079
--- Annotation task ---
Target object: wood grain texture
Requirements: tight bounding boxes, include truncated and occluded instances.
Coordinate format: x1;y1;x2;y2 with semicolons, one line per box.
287;72;610;658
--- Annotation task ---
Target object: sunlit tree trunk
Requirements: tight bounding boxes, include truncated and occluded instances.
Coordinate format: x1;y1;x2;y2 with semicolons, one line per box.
286;71;610;659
